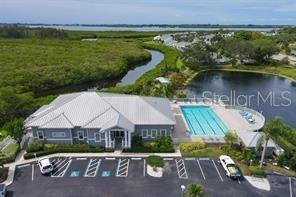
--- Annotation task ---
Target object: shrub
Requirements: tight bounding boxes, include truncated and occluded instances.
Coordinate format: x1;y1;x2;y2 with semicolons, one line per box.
179;142;206;153
26;140;45;153
249;166;266;177
242;148;254;164
146;155;164;168
185;183;205;197
126;136;174;153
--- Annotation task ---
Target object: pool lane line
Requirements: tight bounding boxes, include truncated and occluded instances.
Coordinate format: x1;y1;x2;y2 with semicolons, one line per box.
206;110;227;134
197;109;217;135
206;110;224;134
196;159;206;180
189;110;206;135
183;111;197;135
212;160;224;182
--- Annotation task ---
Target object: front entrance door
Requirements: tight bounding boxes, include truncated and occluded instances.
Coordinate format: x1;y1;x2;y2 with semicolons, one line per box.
112;130;125;150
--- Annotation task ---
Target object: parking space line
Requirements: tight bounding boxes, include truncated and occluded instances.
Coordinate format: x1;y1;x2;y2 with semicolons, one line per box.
116;158;130;177
105;157;116;160
143;159;146;176
185;158;195;161
199;158;210;161
84;158;101;177
289;177;293;197
32;164;34;181
175;159;188;179
18;164;31;168
51;158;72;177
197;159;206;180
76;158;87;160
131;158;142;160
212;160;223;182
164;158;173;161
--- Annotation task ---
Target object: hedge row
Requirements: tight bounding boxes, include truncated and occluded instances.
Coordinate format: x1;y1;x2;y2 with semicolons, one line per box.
24;141;113;159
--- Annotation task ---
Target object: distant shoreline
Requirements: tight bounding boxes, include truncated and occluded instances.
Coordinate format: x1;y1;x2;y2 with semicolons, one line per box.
0;23;292;28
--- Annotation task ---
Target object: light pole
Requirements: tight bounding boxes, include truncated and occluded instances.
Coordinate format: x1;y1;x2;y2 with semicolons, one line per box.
181;185;186;197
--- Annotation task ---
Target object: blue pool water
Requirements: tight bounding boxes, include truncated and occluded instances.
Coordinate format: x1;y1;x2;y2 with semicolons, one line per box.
181;106;228;135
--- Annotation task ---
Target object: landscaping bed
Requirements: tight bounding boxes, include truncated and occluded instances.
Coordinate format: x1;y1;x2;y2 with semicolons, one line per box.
24;141;113;159
179;141;266;177
0;167;8;183
124;136;175;153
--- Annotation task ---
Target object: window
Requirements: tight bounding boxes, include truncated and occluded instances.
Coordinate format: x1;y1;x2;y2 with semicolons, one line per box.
100;132;105;140
37;130;44;139
78;131;84;140
95;132;101;142
157;130;162;136
52;132;66;138
147;130;152;138
151;129;157;138
167;130;171;136
161;129;167;136
142;129;148;138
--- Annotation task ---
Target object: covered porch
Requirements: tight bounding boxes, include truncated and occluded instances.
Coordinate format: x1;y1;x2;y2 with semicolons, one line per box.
104;128;132;149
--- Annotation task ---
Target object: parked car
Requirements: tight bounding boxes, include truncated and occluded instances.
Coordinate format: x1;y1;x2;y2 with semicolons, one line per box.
0;184;6;197
219;155;242;179
38;157;53;175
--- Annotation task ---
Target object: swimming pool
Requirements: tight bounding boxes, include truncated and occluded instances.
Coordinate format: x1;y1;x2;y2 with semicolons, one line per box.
181;106;228;136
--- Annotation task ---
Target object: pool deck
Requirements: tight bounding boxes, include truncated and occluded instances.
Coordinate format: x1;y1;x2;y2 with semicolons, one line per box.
171;100;265;143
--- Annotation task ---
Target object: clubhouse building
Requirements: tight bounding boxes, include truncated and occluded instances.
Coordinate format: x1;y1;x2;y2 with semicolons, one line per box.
25;92;176;149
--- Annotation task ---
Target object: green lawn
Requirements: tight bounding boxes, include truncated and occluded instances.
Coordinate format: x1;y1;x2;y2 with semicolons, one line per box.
0;39;150;93
2;142;19;157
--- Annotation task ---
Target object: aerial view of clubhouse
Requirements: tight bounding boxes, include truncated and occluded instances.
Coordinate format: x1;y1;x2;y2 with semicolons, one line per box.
25;91;267;149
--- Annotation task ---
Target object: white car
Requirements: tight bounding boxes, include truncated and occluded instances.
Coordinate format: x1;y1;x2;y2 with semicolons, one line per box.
38;157;54;175
219;155;242;179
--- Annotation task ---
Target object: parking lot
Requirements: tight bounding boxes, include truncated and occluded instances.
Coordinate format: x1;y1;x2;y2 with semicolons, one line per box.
7;157;294;197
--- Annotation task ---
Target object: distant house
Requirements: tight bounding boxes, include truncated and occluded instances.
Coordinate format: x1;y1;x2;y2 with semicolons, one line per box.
156;77;170;85
25;92;175;149
236;131;277;156
153;35;162;41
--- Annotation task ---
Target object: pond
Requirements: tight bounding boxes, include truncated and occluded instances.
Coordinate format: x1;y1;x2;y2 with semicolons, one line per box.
117;49;164;85
185;70;296;128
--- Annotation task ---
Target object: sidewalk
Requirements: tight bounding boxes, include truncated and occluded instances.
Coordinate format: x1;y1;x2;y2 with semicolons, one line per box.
2;149;182;186
245;176;271;191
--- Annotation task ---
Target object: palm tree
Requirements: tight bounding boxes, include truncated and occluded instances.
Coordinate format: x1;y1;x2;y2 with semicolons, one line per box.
259;132;270;168
185;183;205;197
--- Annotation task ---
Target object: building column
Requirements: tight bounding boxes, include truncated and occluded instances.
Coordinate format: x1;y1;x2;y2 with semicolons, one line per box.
108;130;112;148
128;131;131;148
105;131;109;148
124;130;127;148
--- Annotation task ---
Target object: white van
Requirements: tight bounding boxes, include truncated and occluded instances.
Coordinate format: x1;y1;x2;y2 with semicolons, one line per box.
38;157;53;175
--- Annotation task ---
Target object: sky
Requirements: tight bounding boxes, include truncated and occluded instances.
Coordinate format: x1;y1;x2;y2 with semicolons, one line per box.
0;0;295;25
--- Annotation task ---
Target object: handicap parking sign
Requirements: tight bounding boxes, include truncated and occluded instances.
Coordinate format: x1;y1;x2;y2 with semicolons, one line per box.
70;171;80;177
102;171;110;177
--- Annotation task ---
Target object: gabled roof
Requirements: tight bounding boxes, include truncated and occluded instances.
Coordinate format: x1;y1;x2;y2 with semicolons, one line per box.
236;131;276;148
25;92;175;131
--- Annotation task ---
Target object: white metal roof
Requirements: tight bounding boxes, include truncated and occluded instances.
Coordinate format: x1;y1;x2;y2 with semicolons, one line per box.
236;131;277;148
25;92;175;131
156;77;170;84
